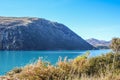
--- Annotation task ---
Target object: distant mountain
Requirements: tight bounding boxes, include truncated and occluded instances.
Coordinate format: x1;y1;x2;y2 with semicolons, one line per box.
0;16;95;50
86;38;111;49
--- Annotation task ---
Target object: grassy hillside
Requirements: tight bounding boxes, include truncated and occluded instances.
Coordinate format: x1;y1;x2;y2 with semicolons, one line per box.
1;51;120;80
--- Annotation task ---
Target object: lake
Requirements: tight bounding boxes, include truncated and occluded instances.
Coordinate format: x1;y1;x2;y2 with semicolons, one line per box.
0;49;111;75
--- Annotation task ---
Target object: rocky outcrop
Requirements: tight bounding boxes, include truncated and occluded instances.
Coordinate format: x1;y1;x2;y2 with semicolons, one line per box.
0;17;95;50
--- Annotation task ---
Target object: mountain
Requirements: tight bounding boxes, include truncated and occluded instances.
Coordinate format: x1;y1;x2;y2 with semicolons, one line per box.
0;17;95;50
86;38;111;49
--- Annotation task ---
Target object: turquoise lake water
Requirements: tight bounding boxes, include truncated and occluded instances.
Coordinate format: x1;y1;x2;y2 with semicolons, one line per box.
0;49;111;75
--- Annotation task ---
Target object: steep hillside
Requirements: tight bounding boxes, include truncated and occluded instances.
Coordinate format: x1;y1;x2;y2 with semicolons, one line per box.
0;17;95;50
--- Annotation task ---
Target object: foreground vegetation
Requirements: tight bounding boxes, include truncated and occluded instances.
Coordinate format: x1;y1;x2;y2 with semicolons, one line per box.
0;51;119;80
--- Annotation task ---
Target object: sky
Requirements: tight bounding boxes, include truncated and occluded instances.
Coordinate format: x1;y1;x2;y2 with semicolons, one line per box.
0;0;120;41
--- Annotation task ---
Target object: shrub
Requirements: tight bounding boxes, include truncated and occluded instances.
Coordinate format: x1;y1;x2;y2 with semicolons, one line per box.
110;38;120;53
7;68;22;76
3;52;120;80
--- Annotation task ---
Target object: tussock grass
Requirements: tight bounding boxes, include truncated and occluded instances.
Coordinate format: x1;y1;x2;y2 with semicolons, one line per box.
1;52;120;80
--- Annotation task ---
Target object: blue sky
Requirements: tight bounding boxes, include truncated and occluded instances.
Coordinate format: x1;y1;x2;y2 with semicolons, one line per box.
0;0;120;41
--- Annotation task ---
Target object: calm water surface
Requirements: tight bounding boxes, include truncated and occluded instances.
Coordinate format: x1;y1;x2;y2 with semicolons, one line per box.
0;49;111;75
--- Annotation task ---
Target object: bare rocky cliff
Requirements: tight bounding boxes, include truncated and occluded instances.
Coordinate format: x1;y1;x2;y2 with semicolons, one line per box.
0;17;95;50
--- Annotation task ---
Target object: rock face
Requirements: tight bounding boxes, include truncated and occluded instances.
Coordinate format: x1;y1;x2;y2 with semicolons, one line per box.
86;38;110;49
0;17;95;50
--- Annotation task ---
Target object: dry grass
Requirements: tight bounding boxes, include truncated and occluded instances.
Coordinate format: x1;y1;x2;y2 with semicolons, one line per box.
1;52;120;80
0;16;39;26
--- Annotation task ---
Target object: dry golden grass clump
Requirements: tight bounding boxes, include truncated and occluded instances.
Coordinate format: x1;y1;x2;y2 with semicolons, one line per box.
2;51;119;80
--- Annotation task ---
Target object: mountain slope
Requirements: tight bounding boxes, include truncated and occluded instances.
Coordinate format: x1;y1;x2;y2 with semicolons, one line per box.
86;38;110;49
0;17;95;50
